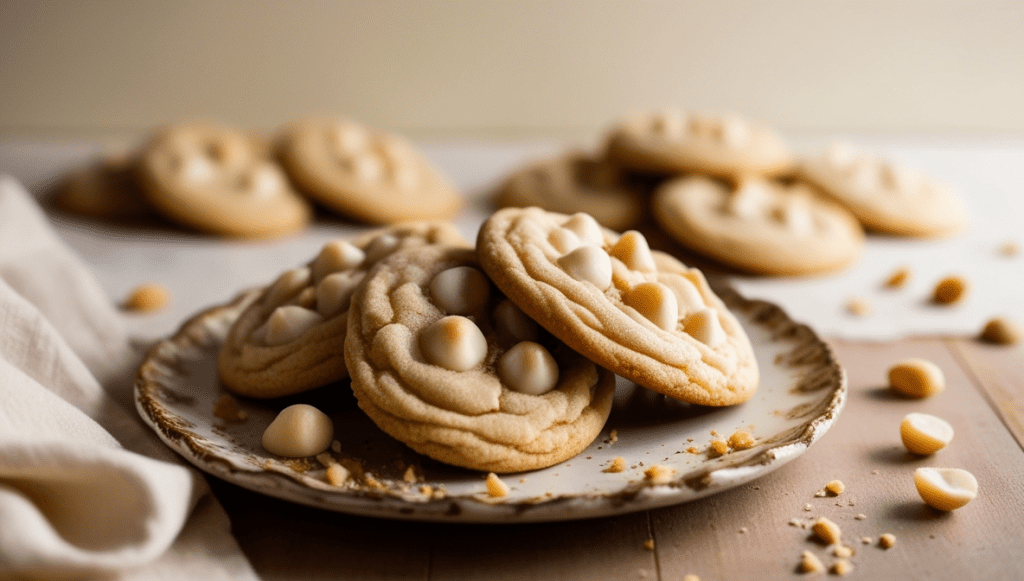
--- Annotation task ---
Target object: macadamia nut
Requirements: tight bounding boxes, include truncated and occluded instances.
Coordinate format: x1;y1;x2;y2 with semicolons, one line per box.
900;412;954;455
262;404;334;457
497;341;560;395
888;358;945;398
419;316;488;371
914;467;977;511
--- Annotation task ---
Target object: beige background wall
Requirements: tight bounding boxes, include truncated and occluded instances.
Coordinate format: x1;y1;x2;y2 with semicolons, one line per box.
1;0;1022;141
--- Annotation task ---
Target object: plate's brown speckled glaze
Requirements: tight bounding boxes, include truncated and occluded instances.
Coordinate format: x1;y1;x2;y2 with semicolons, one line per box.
135;285;846;523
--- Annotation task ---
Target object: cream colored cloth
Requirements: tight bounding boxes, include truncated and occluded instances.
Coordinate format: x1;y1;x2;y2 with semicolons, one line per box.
0;176;257;580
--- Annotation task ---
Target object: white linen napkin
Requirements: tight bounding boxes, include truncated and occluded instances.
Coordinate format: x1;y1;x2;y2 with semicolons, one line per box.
0;176;257;581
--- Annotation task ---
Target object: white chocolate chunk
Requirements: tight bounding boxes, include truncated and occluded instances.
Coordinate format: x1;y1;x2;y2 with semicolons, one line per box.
914;467;978;511
239;163;284;198
351;154;384;183
262;404;334;457
316;271;361;317
609;230;657;272
493;299;539;344
901;413;954;455
661;274;706;313
362;234;400;264
725;182;767;218
429;266;491;315
497;341;560;396
683;307;726;347
772;198;814;235
265;267;312;306
419;316;488;371
548;227;582;254
556;245;612;290
263;305;324;346
180;155;216;183
312;240;365;282
623;282;679;331
561;213;605;247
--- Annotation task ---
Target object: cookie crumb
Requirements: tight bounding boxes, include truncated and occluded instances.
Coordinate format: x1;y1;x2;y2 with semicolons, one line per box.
604;456;626;473
608;429;618;443
325;463;350;486
485;472;509;497
643;539;655;551
403;465;420;483
1000;241;1019;256
861;536;873;545
884;266;911;289
124;283;170;312
879;533;896;549
804;503;813;512
814;489;828;498
212;393;248;423
789;518;803;527
831;559;853;576
798;550;825;574
728;429;756;450
979;317;1023;345
932;275;968;305
854;513;867;521
812;517;842;545
644;464;676;485
833;545;854;558
709;439;729;457
825;480;845;496
845;298;871;317
738;527;748;534
686;446;700;454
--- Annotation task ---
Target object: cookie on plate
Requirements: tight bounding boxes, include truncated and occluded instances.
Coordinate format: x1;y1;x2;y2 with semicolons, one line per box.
797;142;968;237
651;176;864;276
218;222;467;399
54;150;157;222
604;109;793;179
136;122;313;238
276;117;463;224
477;207;758;407
495;150;649;231
345;244;615;473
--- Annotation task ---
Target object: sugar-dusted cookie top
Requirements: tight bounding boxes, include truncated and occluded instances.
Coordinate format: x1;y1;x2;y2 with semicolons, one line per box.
604;110;793;179
495;150;649;231
345;244;615;473
652;176;864;276
136;122;312;238
797;142;969;237
477;207;759;407
276;117;463;224
218;222;467;399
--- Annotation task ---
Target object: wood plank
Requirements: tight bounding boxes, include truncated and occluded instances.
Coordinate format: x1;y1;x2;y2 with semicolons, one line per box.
649;338;1024;580
946;337;1024;450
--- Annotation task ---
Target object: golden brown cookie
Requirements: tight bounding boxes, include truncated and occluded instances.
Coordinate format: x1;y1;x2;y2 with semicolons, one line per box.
495;150;648;231
651;176;865;276
345;244;615;473
218;222;467;399
797;142;969;237
54;150;156;221
477;207;758;407
276;117;463;224
135;122;313;238
604;109;794;179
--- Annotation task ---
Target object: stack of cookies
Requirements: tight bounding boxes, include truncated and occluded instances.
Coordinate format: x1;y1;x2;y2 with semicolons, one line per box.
217;208;759;473
54;118;463;238
495;109;969;277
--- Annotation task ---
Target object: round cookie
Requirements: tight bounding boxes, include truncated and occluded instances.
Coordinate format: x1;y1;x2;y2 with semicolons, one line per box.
54;150;157;221
276;117;463;224
651;176;865;276
495;150;648;231
477;207;759;407
218;222;467;399
136;122;313;238
604;109;794;179
345;244;615;473
797;142;969;237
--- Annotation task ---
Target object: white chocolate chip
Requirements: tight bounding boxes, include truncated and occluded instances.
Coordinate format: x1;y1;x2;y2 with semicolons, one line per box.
419;316;488;371
362;234;400;264
261;404;334;457
180;155;216;183
725;182;767;218
265;267;312;306
312;240;366;282
556;245;612;290
262;305;324;346
316;271;361;317
493;299;539;344
683;307;726;347
238;163;284;198
914;467;978;511
350;154;384;183
429;266;491;315
609;231;657;272
497;341;560;396
548;228;582;254
901;412;954;455
772;198;814;235
623;282;679;331
661;274;706;314
561;213;605;247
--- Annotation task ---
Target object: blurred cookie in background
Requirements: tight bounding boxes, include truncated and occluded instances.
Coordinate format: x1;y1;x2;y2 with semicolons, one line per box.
53;149;159;222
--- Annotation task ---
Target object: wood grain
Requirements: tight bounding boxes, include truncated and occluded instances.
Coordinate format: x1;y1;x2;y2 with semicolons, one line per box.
947;337;1024;450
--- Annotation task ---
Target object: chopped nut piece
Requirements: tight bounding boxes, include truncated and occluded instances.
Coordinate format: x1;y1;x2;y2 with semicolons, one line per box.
932;275;968;305
325;463;350;486
812;517;842;545
686;446;700;454
831;559;853;576
861;536;873;545
709;439;729;457
813;489;828;498
212;394;248;423
804;504;813;512
798;550;825;574
644;464;676;485
845;298;871;317
979;317;1023;345
643;539;655;551
738;527;748;534
914;467;977;511
833;545;854;558
124;283;170;312
608;429;619;443
901;412;954;455
825;480;845;496
728;429;756;450
854;514;867;521
485;472;509;497
888;358;945;398
884;266;911;289
879;533;896;549
789;518;802;527
403;465;419;483
604;456;627;473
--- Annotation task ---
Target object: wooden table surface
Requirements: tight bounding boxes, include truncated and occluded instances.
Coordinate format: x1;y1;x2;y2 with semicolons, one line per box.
4;138;1023;580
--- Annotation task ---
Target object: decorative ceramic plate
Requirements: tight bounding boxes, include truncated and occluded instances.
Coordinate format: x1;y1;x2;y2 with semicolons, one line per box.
136;286;845;523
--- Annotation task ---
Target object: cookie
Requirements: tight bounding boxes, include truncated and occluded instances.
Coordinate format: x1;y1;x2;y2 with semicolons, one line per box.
135;122;313;238
276;117;463;224
218;222;467;399
604;109;794;179
495;150;649;231
345;243;615;473
54;150;157;221
796;142;969;237
477;207;759;407
651;176;864;276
